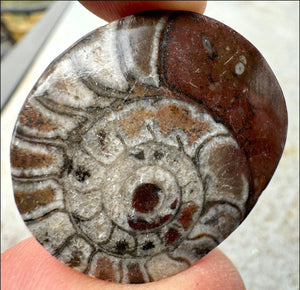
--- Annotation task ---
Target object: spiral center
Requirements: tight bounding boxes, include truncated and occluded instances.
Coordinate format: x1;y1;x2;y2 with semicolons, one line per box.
132;183;161;213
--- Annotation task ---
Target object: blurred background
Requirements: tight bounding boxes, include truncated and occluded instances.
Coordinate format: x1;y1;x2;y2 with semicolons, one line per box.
1;1;299;289
1;1;52;58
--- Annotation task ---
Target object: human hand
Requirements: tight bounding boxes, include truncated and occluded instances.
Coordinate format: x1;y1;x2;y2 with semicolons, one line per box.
2;237;244;289
79;1;207;22
2;2;245;289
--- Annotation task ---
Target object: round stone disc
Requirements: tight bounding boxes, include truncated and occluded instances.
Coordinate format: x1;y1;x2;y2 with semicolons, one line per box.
10;10;287;283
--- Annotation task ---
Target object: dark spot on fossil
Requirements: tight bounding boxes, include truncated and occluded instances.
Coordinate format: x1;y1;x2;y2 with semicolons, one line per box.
25;117;33;126
74;167;91;182
192;246;212;258
35;119;44;125
72;215;82;224
132;183;160;213
215;115;224;123
165;227;180;244
130;150;145;160
153;150;164;160
128;214;172;231
65;158;73;174
97;129;107;147
142;241;155;250
67;251;82;268
170;199;178;209
115;240;129;254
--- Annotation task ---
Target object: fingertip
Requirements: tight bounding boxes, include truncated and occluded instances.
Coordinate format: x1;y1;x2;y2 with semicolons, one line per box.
191;248;245;290
1;237;110;290
145;248;245;290
79;1;207;22
2;238;244;290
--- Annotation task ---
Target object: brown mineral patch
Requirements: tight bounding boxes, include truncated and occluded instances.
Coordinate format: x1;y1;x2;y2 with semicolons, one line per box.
208;143;249;198
127;263;145;284
19;104;57;131
161;12;287;209
54;81;67;91
11;146;53;169
66;253;82;268
132;183;160;213
170;198;178;209
156;105;210;145
128;17;157;76
15;187;55;214
128;214;172;231
177;204;199;229
121;104;210;145
131;83;162;96
165;227;180;244
94;257;115;282
121;109;154;137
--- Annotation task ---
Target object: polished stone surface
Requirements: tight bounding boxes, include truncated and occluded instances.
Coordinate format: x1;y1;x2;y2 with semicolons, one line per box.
1;1;297;289
9;10;287;283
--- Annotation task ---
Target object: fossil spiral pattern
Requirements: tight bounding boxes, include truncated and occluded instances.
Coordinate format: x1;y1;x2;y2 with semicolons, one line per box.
10;11;287;283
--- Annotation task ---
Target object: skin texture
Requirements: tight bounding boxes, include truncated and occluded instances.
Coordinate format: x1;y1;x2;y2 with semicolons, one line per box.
2;237;245;290
2;1;245;289
79;1;207;22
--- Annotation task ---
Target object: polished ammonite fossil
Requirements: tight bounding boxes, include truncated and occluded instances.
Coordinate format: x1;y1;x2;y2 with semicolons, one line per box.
10;11;287;283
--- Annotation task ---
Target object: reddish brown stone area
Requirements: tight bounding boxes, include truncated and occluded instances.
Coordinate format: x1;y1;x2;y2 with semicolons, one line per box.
208;143;249;199
202;205;241;238
170;198;178;209
121;104;211;145
121;109;154;137
19;104;57;131
132;183;160;213
94;257;116;282
165;227;180;244
10;146;53;169
9;10;288;284
127;263;145;284
122;15;158;78
156;104;211;145
177;204;199;230
160;12;287;210
128;214;172;231
15;187;55;214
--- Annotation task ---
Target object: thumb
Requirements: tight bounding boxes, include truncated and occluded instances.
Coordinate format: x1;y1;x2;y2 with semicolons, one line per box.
1;237;245;290
79;1;207;22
